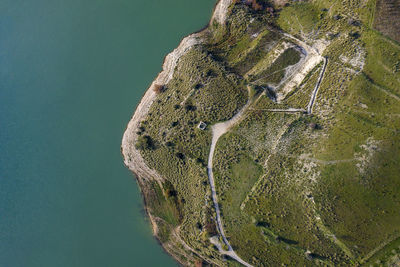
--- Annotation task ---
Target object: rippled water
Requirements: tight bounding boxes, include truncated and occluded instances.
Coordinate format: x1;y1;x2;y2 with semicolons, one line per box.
0;0;214;266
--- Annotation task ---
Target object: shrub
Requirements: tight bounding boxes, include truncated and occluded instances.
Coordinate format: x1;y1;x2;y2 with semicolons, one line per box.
245;0;264;11
176;152;185;160
184;103;197;111
165;141;175;147
135;135;155;150
153;84;165;94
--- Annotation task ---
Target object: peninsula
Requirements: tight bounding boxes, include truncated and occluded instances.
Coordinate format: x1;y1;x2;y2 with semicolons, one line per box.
122;0;400;265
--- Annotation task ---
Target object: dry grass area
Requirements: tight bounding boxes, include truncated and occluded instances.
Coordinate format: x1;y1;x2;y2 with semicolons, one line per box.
374;0;400;43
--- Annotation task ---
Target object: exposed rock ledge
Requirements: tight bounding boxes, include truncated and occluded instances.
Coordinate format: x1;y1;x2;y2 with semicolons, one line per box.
121;32;202;184
212;0;233;25
120;0;232;265
121;0;232;183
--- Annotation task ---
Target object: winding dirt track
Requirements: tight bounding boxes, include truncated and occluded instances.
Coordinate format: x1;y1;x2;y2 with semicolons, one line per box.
205;35;327;266
122;0;328;263
307;57;328;114
249;107;306;113
207;101;253;267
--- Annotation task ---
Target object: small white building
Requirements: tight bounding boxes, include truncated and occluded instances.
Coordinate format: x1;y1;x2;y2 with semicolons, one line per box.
197;121;207;130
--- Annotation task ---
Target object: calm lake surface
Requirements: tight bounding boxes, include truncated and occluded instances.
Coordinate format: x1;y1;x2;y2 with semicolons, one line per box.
0;0;214;266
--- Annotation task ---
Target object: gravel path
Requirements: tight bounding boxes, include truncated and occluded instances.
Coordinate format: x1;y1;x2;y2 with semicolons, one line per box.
249;107;306;113
205;33;328;266
307;57;328;114
207;101;253;267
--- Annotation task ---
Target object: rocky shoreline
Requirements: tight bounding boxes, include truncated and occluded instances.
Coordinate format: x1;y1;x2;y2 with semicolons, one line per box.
121;0;232;265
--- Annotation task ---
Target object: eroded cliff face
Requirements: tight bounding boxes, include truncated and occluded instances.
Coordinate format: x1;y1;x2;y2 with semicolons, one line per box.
121;33;203;184
121;0;232;181
211;0;233;24
121;1;233;266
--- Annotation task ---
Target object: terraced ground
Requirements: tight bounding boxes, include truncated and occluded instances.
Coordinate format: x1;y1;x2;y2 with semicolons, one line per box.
123;0;400;266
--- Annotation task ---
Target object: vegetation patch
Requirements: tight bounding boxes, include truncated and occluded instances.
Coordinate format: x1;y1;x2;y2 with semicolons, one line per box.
250;46;302;86
127;0;400;265
277;2;322;35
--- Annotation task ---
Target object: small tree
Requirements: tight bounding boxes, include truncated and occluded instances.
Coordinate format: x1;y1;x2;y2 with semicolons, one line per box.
245;0;264;11
135;135;155;150
153;84;165;94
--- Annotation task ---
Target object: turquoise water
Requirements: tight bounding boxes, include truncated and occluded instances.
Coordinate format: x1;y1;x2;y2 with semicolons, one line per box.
0;0;214;266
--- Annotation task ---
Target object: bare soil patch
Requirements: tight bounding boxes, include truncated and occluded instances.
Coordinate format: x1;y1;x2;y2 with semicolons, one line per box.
374;0;400;43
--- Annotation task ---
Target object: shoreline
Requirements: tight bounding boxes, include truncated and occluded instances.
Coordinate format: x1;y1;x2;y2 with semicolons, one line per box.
121;0;233;265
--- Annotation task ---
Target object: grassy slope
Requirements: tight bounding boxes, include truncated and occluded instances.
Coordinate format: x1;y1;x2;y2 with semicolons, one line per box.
138;45;248;262
314;26;400;264
214;0;400;265
134;0;400;265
